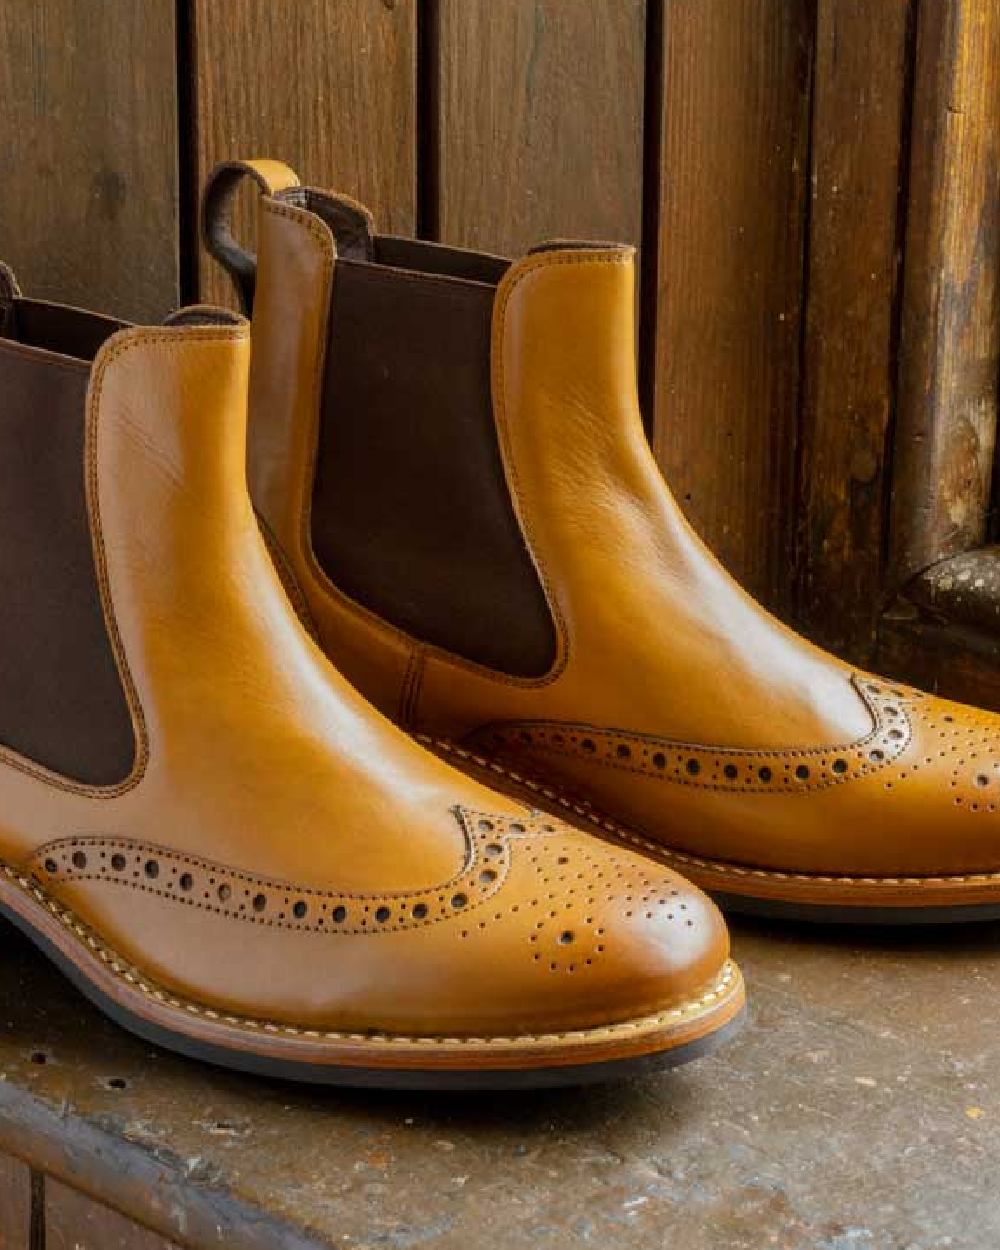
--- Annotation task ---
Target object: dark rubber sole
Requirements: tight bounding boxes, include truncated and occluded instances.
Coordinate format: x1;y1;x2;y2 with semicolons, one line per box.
714;891;1000;927
0;899;746;1090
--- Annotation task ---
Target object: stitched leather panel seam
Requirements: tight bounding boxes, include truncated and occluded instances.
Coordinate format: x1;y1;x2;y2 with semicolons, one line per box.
469;676;915;795
29;809;559;936
0;856;741;1044
422;736;1000;888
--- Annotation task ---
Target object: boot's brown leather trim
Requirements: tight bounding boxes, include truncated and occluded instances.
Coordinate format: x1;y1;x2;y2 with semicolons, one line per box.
311;256;557;676
0;330;136;786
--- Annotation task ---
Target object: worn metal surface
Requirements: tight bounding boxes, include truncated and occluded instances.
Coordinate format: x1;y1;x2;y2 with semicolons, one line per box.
0;914;997;1248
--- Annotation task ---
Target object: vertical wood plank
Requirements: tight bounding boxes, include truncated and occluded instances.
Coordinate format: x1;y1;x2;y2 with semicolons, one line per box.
650;0;814;607
46;1179;179;1250
889;0;1000;588
795;0;914;659
192;0;418;306
0;1154;30;1250
434;0;647;254
0;0;179;321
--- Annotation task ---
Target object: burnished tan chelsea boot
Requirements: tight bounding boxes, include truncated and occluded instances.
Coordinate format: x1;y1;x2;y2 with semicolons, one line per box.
206;160;1000;924
0;260;743;1088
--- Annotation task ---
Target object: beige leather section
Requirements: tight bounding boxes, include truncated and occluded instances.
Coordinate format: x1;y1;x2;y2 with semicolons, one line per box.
0;321;729;1033
416;249;871;750
248;198;417;720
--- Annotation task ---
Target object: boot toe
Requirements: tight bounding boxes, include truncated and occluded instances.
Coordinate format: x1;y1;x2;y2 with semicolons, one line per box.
428;817;734;1037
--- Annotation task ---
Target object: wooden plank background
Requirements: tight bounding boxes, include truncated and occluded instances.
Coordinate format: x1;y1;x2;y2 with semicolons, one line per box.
650;0;814;608
795;0;914;656
889;0;1000;590
45;1179;180;1250
432;0;646;254
0;1153;30;1250
1;0;998;669
0;0;179;322
191;0;417;305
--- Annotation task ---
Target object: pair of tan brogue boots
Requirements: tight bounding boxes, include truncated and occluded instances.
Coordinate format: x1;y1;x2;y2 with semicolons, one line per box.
1;156;997;1089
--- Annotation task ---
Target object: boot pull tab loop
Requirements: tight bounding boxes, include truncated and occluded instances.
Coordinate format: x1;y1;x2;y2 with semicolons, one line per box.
201;159;301;315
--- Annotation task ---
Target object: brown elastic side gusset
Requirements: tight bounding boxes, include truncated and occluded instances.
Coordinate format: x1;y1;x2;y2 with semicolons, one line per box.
0;315;136;786
312;257;558;677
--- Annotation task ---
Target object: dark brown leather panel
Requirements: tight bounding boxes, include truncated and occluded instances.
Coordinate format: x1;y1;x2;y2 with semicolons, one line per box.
372;237;510;285
0;341;135;784
312;261;557;676
4;300;126;361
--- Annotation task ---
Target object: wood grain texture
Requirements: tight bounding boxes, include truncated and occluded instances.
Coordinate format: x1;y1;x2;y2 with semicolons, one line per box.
878;601;1000;713
0;1153;30;1250
433;0;646;254
795;0;914;659
889;0;1000;588
0;0;179;321
46;1181;179;1250
192;0;417;305
650;0;814;607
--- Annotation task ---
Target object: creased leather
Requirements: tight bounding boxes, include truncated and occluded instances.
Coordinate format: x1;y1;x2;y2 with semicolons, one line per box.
0;313;729;1035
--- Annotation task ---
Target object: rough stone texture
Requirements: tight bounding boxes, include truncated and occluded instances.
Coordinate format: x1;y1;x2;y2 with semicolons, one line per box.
0;916;995;1248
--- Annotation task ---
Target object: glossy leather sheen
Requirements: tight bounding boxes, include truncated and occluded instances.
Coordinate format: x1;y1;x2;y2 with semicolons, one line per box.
247;197;1000;882
0;317;728;1036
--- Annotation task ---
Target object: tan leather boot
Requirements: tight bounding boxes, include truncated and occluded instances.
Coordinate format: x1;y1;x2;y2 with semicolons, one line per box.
208;160;1000;924
0;260;743;1088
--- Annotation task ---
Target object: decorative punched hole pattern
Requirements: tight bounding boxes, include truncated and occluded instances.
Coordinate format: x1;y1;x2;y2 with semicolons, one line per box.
476;676;917;795
519;836;697;976
30;811;561;936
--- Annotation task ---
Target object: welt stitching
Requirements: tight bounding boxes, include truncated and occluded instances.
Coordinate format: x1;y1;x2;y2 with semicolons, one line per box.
0;856;741;1044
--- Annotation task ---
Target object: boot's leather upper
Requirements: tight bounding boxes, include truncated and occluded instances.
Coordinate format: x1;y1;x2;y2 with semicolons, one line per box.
0;265;730;1038
238;175;1000;883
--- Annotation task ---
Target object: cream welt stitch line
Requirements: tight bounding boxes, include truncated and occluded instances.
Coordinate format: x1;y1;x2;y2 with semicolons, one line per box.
0;862;736;1047
422;735;1000;889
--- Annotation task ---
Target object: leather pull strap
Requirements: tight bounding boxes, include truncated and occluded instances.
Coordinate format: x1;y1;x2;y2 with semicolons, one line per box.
201;159;301;314
0;261;21;336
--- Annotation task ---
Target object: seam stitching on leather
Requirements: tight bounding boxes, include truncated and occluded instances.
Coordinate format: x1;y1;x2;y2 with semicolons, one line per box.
286;252;636;697
0;327;244;796
0;860;739;1044
486;256;634;691
256;508;321;642
469;677;912;795
28;806;533;935
423;734;1000;888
